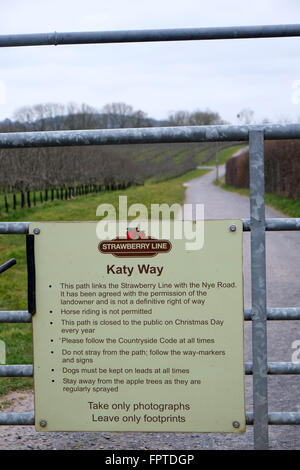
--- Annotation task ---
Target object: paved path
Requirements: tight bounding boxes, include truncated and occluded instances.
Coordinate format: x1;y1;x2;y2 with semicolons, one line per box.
0;165;299;450
181;165;300;449
183;164;300;310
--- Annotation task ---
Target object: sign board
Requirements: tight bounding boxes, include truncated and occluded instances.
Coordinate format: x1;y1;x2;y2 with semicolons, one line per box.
31;220;245;432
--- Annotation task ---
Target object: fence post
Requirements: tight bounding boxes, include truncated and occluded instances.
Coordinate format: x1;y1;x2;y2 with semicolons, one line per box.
215;142;219;183
249;129;269;449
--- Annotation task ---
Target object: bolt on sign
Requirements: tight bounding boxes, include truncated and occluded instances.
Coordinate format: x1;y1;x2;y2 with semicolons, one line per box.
30;220;246;432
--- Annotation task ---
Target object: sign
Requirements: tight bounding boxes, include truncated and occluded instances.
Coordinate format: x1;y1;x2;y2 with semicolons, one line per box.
31;220;245;432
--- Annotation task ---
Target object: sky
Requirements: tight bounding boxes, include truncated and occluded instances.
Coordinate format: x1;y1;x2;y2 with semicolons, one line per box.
0;0;300;124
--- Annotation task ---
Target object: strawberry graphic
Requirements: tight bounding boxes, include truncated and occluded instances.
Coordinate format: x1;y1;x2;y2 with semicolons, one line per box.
127;227;145;240
127;228;137;239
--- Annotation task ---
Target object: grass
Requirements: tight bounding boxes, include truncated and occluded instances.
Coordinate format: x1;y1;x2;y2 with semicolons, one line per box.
0;167;208;397
216;176;300;218
205;145;247;166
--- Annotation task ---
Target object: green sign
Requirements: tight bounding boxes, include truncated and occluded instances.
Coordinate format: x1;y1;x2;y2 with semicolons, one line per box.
31;220;245;432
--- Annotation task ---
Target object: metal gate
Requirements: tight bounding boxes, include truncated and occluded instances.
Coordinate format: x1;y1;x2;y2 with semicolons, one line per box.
0;24;300;450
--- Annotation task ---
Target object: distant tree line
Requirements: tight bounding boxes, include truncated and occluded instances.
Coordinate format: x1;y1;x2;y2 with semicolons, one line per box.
0;102;225;132
168;109;227;126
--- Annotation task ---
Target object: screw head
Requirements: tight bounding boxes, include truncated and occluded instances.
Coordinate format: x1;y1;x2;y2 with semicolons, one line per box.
232;421;240;428
39;419;47;428
33;228;40;235
229;224;236;232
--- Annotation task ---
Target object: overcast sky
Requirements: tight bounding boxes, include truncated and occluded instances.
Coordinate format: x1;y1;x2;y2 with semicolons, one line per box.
0;0;300;124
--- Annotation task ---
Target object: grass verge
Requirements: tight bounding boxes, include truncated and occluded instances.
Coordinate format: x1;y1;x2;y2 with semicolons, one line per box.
216;176;300;218
0;168;208;397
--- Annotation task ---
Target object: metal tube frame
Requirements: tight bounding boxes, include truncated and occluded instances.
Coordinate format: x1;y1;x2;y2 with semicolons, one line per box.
0;133;299;448
249;130;268;449
2;362;300;377
0;23;299;450
0;23;300;48
1;123;300;149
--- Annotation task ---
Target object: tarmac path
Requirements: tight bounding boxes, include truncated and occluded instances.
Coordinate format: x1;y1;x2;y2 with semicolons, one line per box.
180;163;300;449
0;162;299;450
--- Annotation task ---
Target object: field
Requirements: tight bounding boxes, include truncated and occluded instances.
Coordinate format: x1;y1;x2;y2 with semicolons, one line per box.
196;144;246;166
0;141;245;214
204;145;247;166
0;167;209;397
0;142;213;213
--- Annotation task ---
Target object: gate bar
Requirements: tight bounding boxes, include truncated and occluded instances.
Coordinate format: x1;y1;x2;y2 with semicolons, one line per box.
0;219;299;235
1;24;300;48
1;124;300;149
244;308;300;321
242;218;300;231
1;412;300;426
0;222;29;234
0;413;34;426
2;363;300;377
246;412;300;426
0;365;33;377
0;311;31;322
245;362;300;375
249;130;269;449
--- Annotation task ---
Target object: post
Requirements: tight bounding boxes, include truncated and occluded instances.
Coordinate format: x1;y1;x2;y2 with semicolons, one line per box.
249;130;269;449
215;143;219;183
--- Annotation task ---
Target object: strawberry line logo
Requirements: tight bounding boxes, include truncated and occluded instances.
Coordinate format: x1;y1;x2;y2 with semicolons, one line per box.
126;226;145;240
98;227;172;258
